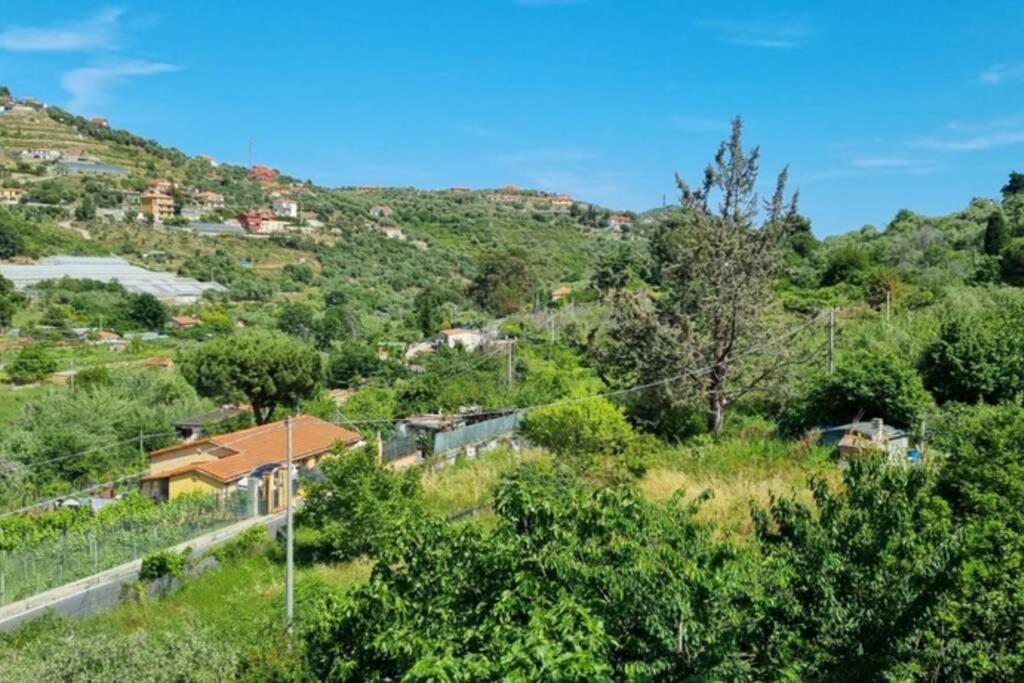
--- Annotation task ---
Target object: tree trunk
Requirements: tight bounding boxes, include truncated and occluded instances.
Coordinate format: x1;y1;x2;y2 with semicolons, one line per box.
707;362;728;432
708;393;726;433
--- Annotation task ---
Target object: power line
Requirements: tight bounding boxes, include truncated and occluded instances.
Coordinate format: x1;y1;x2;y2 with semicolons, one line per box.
333;311;826;427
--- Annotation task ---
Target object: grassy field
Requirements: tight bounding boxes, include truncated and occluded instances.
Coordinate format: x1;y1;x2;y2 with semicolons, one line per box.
640;420;836;535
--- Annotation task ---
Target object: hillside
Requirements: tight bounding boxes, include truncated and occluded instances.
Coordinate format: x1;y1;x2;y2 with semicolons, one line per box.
0;90;641;340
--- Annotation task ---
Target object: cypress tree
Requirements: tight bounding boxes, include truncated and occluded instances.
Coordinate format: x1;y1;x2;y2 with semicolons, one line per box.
985;210;1009;256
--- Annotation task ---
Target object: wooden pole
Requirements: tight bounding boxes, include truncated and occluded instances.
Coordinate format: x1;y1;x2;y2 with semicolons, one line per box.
828;308;835;375
285;416;294;646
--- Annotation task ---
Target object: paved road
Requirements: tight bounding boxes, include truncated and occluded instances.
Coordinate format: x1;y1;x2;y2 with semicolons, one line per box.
0;511;286;632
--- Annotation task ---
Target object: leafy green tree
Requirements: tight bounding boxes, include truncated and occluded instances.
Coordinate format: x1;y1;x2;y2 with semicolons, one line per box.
822;243;870;285
326;343;382;388
1000;237;1024;285
1001;171;1024;198
0;276;18;332
283;261;315;284
984;209;1009;256
925;403;1024;679
0;209;26;259
314;304;361;349
179;329;322;423
299;447;421;562
864;268;901;308
413;289;444;336
127;293;168;330
0;295;15;332
752;455;958;680
341;387;397;421
6;344;56;384
590;245;635;295
301;462;752;681
922;301;1024;404
469;249;535;315
277;302;316;340
521;398;634;460
74;196;96;222
786;349;931;431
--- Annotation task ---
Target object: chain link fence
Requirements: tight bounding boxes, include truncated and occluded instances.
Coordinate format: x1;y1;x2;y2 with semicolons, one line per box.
0;493;250;607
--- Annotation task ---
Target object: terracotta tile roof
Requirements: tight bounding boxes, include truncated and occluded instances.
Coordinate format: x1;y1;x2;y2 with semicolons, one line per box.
170;315;201;326
146;416;361;484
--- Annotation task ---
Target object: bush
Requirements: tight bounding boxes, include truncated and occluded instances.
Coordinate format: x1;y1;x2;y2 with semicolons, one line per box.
139;547;192;580
922;300;1024;404
521;397;634;461
785;349;931;432
6;344;57;384
209;524;268;563
298;447;421;562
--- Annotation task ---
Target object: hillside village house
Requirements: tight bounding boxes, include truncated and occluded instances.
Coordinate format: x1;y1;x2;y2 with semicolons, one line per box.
249;165;279;184
149;178;173;194
0;187;25;205
549;194;573;208
169;314;202;329
195;191;225;210
379;226;404;240
608;213;633;230
140;415;362;512
237;209;277;233
20;148;62;161
90;117;109;128
440;327;485;352
551;286;572;302
272;197;299;218
369;204;394;218
140;191;174;222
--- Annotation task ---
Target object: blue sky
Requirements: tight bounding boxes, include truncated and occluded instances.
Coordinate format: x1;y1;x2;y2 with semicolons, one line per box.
2;2;1024;235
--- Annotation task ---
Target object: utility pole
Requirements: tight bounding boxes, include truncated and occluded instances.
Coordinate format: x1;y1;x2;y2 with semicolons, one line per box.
507;341;514;388
827;308;835;375
549;317;555;347
885;290;891;322
285;415;294;647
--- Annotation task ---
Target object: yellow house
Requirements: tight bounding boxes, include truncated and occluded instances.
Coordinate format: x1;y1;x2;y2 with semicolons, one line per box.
140;191;174;222
140;415;362;511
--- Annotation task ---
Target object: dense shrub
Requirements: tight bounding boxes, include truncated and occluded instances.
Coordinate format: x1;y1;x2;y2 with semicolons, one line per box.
298;447;421;562
139;547;192;580
922;299;1024;404
785;349;931;432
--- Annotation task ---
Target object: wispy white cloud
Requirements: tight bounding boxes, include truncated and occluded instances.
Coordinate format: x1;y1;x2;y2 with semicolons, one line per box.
913;118;1024;151
491;146;629;205
980;63;1024;85
697;19;812;49
0;7;123;52
670;115;729;133
61;61;178;111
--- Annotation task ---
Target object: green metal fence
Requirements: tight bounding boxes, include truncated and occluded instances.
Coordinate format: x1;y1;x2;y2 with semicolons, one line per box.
432;412;522;456
0;493;250;607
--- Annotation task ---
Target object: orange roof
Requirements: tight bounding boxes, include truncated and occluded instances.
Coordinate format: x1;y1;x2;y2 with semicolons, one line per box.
146;416;361;484
170;315;201;326
145;355;174;367
552;286;571;297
